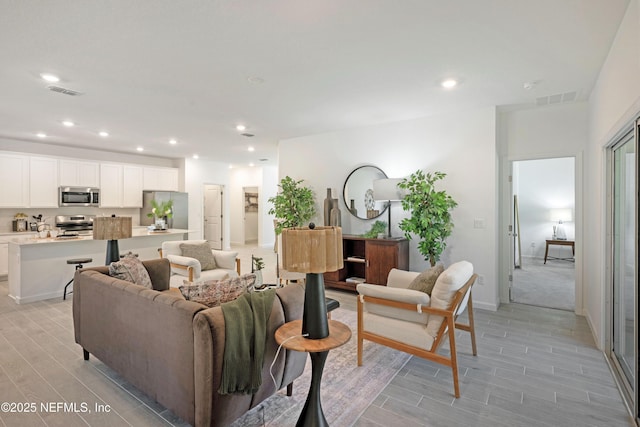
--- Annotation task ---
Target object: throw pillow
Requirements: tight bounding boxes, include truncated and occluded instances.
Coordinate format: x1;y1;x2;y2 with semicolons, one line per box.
408;264;445;295
108;254;153;289
179;274;257;308
180;242;217;271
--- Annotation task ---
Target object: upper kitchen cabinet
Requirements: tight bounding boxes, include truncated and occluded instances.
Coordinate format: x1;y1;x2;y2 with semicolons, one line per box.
143;167;179;191
59;159;100;188
100;163;143;208
29;157;59;207
0;153;29;207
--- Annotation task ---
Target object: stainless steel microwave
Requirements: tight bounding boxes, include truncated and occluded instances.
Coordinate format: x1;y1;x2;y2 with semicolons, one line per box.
59;187;100;207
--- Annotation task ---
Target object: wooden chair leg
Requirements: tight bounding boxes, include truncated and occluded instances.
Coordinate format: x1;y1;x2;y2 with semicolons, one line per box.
467;291;478;356
447;317;460;398
357;297;363;366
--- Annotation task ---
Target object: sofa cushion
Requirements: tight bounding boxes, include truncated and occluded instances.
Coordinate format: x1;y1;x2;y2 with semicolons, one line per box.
108;254;153;288
180;242;217;271
425;261;473;339
213;250;238;271
408;264;444;295
179;273;256;308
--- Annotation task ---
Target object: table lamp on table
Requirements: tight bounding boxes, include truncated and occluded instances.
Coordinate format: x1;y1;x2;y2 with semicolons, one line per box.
280;224;343;339
373;178;404;238
549;208;572;240
93;215;133;265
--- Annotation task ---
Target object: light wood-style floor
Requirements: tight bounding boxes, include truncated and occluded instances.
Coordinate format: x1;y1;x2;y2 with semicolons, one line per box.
0;245;632;426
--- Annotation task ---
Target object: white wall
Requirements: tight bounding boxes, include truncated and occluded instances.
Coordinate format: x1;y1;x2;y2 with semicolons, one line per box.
279;106;499;311
184;158;230;247
514;158;575;258
586;0;640;348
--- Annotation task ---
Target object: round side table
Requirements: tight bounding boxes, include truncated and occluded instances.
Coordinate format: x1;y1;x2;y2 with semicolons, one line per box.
275;319;351;427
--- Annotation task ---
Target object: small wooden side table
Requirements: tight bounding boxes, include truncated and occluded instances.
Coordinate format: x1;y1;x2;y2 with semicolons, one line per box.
544;239;575;264
275;319;351;427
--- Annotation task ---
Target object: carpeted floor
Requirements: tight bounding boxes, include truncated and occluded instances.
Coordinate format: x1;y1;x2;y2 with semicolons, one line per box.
512;256;575;311
230;307;411;427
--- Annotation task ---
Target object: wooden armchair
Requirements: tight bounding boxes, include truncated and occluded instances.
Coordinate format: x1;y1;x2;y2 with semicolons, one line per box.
357;261;477;398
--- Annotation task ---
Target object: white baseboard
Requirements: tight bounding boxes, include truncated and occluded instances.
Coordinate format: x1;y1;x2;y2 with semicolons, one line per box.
474;300;498;312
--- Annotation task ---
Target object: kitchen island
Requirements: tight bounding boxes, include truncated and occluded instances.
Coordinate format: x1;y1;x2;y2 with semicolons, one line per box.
8;228;189;304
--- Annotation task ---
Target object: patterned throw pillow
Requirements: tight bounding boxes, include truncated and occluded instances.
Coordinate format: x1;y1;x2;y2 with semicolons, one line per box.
180;242;217;271
179;274;257;308
108;254;153;289
407;264;445;295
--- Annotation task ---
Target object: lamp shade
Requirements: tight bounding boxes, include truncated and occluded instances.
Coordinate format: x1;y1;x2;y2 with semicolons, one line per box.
549;208;572;222
281;226;343;273
93;216;133;240
373;178;404;201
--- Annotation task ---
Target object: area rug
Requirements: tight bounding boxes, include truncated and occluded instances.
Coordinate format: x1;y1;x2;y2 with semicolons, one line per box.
230;308;411;427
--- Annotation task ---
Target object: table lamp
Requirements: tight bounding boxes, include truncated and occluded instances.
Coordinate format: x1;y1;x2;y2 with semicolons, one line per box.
549;208;572;240
281;224;343;339
373;178;404;238
93;215;133;264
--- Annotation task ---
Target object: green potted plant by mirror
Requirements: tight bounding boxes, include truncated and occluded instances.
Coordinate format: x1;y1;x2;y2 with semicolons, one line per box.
267;176;316;235
252;255;265;289
147;199;173;230
398;170;457;267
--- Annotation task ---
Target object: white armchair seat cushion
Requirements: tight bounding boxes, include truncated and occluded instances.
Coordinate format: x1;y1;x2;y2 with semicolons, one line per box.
169;268;236;288
357;283;430;324
363;313;434;350
166;254;201;277
425;261;474;338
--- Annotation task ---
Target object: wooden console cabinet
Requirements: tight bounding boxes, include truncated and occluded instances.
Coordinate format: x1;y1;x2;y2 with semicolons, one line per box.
324;235;409;291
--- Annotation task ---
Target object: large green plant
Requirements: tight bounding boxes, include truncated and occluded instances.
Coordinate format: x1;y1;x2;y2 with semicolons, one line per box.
268;176;316;235
398;170;457;267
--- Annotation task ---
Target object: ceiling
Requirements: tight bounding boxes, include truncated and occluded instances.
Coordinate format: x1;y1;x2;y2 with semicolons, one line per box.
0;0;629;166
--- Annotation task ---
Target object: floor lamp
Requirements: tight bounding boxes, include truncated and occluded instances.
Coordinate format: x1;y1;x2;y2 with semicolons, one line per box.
93;216;133;265
373;178;404;238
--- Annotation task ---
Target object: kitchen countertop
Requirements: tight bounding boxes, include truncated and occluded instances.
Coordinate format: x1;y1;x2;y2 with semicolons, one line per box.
7;228;190;245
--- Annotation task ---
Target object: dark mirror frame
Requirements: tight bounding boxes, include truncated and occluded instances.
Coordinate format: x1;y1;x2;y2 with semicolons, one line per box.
343;165;389;220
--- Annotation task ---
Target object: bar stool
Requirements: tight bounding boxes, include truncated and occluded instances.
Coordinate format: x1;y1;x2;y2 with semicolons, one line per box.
63;258;92;300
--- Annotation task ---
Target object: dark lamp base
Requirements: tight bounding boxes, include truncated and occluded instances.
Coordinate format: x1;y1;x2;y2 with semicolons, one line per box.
105;240;120;265
302;273;329;339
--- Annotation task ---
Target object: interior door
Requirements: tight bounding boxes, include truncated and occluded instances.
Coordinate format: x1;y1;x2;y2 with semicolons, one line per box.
204;184;223;250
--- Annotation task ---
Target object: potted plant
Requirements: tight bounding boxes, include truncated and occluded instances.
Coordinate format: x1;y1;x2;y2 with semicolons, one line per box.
268;176;316;235
147;199;173;230
252;255;265;289
398;170;457;267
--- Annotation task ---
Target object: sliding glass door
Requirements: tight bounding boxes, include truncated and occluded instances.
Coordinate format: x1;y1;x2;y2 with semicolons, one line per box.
610;124;637;403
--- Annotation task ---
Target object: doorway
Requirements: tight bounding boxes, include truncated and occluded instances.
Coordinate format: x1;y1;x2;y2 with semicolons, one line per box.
509;157;576;311
203;184;223;250
243;186;259;245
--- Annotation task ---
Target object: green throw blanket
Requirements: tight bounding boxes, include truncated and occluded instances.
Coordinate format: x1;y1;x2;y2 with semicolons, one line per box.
218;289;276;395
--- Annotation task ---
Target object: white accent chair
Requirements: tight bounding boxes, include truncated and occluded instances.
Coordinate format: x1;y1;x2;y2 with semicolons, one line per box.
357;261;477;398
160;240;241;288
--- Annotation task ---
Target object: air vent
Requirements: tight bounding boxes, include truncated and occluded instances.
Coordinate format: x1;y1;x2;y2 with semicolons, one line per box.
241;133;254;137
536;90;579;107
48;85;83;96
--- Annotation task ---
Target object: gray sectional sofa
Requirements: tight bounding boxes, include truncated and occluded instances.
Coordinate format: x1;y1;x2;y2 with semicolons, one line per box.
72;258;306;427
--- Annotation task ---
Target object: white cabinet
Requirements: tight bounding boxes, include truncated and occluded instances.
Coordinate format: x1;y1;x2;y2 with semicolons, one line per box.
122;165;143;207
59;160;99;187
0;153;29;208
143;167;179;191
0;243;7;277
29;157;58;207
100;163;143;208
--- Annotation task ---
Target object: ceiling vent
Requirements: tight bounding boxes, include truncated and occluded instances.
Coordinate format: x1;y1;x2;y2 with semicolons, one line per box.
241;133;254;137
47;85;83;96
536;90;578;107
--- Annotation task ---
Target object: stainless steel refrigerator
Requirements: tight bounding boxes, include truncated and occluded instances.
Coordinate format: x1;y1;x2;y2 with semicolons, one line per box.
141;191;189;229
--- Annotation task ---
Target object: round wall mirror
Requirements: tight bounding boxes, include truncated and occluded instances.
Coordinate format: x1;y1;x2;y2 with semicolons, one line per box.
343;165;389;220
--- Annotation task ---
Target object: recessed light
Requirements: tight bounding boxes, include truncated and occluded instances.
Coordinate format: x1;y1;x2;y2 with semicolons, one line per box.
36;132;47;138
193;154;199;159
228;164;233;169
236;124;246;132
99;131;109;137
169;139;177;145
441;79;458;89
247;76;264;84
136;147;144;152
248;146;255;152
62;120;75;127
40;73;60;83
249;163;255;167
